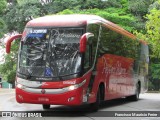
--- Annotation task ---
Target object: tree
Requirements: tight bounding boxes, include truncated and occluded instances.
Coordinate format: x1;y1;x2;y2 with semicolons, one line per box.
59;8;136;32
3;0;47;32
128;0;155;16
145;1;160;58
0;0;7;13
0;40;19;86
128;0;155;32
134;0;160;91
148;0;160;11
149;63;160;90
0;0;7;37
0;0;46;84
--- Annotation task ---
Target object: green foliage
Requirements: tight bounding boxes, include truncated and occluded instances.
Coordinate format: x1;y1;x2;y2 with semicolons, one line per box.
0;18;6;38
134;0;160;58
134;0;160;91
0;0;47;83
148;0;160;11
0;0;7;14
149;63;160;91
145;7;160;57
58;8;136;32
150;64;160;79
135;2;160;90
103;0;122;8
43;0;81;14
44;0;126;14
128;0;155;32
79;0;117;9
0;0;7;37
58;9;74;15
17;0;39;5
3;1;46;32
128;0;154;16
0;40;20;84
148;80;155;91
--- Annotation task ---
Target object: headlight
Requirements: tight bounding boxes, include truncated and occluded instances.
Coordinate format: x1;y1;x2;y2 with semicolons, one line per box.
68;85;76;91
63;79;86;91
17;83;26;89
17;84;23;89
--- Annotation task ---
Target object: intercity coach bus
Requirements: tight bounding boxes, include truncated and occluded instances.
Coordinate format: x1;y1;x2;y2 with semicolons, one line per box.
6;14;149;111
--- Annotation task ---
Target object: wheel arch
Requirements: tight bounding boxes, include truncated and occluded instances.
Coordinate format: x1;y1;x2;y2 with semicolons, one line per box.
99;82;105;101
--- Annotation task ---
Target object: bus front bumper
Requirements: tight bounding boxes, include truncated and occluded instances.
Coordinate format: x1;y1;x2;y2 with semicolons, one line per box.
15;87;87;105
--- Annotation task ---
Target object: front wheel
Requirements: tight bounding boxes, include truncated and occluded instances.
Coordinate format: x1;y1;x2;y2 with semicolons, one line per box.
90;88;101;111
42;104;50;109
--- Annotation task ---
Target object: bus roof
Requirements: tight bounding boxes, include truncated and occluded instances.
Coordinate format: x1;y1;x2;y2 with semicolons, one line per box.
26;14;102;27
26;14;146;44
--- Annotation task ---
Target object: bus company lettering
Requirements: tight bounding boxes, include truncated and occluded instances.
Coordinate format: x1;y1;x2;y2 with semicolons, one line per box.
31;29;47;33
59;33;81;38
63;80;76;85
102;56;127;75
51;29;81;39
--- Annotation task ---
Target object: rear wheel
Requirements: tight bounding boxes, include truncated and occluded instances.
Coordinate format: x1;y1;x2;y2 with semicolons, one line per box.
133;83;140;101
126;83;140;101
42;104;50;109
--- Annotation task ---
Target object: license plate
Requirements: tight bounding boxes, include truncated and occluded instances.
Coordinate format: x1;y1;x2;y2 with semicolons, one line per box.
38;97;49;102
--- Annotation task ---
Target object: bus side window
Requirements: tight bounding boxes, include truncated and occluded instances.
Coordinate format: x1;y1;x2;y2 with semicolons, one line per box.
84;24;100;71
119;36;138;59
99;26;110;55
139;43;149;75
99;25;140;62
84;42;91;70
140;44;149;62
99;25;122;56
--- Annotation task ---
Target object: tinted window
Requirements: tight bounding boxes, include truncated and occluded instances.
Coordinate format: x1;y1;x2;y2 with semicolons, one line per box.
85;24;100;69
99;25;139;59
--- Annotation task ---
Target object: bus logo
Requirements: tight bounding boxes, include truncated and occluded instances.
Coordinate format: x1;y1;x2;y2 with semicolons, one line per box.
41;89;46;94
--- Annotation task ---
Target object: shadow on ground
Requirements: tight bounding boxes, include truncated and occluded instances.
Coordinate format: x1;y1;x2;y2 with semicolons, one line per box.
25;98;144;117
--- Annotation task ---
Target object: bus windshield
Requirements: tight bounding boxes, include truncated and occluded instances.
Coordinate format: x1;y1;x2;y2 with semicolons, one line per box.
18;28;83;80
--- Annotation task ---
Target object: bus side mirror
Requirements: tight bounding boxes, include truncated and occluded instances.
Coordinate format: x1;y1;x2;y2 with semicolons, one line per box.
6;34;22;54
79;33;94;53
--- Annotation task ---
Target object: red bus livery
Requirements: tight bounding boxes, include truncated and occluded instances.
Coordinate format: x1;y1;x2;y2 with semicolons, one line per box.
6;15;149;111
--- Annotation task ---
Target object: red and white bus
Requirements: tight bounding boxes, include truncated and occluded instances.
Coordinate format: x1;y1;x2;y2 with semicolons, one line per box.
6;15;149;111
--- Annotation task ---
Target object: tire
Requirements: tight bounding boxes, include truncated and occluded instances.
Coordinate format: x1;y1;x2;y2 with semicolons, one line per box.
90;88;101;112
133;83;140;101
42;104;50;109
126;83;140;101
